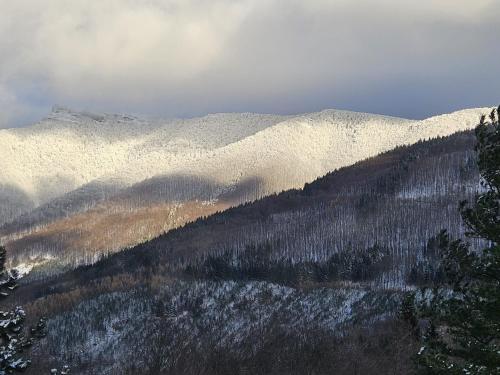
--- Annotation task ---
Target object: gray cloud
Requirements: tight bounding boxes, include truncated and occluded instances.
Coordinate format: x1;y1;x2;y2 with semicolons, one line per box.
1;0;499;127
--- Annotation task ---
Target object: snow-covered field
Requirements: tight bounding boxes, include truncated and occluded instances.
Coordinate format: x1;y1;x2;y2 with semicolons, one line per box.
0;106;490;226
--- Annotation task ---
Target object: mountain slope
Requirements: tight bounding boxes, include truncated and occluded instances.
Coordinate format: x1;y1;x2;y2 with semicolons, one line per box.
0;108;289;220
0;107;486;217
17;129;481;296
68;130;481;284
18;130;481;374
0;107;489;274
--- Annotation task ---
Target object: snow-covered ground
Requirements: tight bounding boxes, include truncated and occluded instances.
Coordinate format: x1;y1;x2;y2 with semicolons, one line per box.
43;281;399;374
0;106;490;225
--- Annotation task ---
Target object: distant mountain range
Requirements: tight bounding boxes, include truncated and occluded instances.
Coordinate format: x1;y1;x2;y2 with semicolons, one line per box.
0;106;490;275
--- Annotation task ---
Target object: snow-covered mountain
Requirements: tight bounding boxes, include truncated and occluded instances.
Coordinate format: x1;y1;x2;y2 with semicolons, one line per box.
0;106;490;274
0;107;288;212
0;107;488;221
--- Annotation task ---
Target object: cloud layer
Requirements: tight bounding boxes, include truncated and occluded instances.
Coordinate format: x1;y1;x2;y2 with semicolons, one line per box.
1;0;499;127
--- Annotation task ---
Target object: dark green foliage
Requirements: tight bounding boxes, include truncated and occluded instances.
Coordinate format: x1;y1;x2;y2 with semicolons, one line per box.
415;108;500;374
0;246;46;374
185;242;391;285
407;236;445;286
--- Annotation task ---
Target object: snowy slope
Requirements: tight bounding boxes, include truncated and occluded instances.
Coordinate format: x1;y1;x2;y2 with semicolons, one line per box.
0;106;490;227
171;108;486;195
0;108;288;224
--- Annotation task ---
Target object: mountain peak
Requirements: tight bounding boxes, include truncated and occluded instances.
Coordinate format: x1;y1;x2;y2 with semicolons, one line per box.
48;105;139;124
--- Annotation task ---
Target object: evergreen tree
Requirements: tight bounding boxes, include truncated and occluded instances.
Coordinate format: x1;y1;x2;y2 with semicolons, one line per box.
414;107;500;374
0;246;46;374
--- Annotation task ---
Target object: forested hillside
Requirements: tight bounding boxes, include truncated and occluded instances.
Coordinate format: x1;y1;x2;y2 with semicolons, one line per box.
8;129;482;374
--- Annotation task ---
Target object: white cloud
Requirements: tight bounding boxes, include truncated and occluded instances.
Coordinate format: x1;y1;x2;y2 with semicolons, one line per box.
0;0;499;126
2;1;252;92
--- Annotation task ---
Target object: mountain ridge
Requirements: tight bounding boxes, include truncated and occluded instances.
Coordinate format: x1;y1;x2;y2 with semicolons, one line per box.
0;106;491;275
0;107;488;209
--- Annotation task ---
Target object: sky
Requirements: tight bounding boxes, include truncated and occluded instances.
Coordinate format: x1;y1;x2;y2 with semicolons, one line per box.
1;0;499;128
